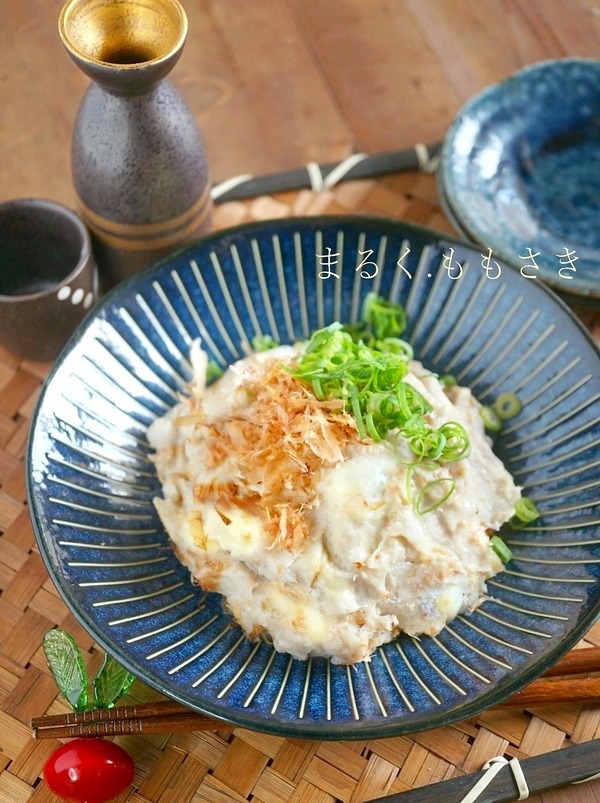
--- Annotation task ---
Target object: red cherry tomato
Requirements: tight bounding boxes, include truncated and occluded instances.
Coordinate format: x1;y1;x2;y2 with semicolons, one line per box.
43;738;134;803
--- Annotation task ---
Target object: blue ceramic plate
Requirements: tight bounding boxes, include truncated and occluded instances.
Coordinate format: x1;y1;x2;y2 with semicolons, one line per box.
28;217;600;739
440;58;600;301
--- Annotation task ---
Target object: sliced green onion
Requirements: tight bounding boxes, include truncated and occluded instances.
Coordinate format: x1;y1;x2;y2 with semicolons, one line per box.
512;496;540;524
311;377;325;400
366;392;394;421
480;405;502;432
439;422;471;462
206;361;224;383
342;293;407;349
490;535;513;564
493;392;522;421
365;412;382;441
439;374;457;387
416;477;456;515
376;337;413;362
408;428;445;461
251;334;278;352
287;297;476;514
361;292;407;340
396;382;432;421
348;384;367;440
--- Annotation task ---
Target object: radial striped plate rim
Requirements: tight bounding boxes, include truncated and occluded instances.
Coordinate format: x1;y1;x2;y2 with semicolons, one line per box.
26;215;600;739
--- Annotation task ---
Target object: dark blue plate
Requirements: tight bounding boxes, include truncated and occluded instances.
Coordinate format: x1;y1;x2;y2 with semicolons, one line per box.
440;58;600;301
27;217;600;739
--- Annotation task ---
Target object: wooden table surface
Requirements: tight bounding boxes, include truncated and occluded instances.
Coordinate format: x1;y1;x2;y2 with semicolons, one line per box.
1;0;600;203
1;2;600;803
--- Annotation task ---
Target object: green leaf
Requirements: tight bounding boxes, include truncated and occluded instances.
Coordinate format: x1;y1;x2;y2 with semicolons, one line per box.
93;653;135;709
42;629;89;712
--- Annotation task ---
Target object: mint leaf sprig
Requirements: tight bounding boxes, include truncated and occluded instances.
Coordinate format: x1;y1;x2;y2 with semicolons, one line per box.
43;629;135;712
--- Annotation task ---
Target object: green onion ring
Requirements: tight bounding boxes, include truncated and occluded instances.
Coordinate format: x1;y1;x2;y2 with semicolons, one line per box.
493;392;522;421
512;496;540;524
416;477;456;515
480;405;503;432
490;535;513;564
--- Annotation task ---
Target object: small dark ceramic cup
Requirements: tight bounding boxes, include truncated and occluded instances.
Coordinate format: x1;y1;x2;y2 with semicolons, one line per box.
0;199;98;361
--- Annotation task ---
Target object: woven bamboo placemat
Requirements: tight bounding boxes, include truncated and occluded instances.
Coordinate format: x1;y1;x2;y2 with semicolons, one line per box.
1;173;599;803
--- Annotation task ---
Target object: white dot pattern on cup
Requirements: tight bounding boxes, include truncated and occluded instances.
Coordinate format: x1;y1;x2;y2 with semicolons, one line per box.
57;285;95;307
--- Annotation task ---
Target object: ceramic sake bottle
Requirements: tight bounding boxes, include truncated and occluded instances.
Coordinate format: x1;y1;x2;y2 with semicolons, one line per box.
59;0;212;290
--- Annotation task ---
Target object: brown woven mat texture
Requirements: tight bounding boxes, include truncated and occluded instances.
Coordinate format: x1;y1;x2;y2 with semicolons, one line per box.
1;174;599;803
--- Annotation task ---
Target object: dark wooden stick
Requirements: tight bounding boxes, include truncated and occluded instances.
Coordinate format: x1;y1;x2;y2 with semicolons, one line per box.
367;738;600;802
210;143;442;202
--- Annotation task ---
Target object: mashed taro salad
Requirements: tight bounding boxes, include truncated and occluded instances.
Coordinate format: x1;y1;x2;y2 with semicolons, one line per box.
147;294;538;665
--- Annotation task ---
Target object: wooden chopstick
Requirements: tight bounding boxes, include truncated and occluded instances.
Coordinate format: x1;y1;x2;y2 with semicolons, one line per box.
31;646;600;739
496;676;600;709
542;645;600;677
31;701;221;739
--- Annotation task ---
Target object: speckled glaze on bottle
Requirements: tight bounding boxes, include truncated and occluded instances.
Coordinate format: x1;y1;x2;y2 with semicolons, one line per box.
59;0;212;290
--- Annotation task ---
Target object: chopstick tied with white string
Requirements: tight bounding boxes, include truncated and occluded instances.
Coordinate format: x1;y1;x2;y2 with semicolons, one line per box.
368;739;600;802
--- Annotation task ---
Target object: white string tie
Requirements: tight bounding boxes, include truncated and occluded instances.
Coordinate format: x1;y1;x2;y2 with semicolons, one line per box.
306;161;325;193
573;769;600;784
414;142;441;174
322;153;367;189
210;173;254;200
460;756;530;803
